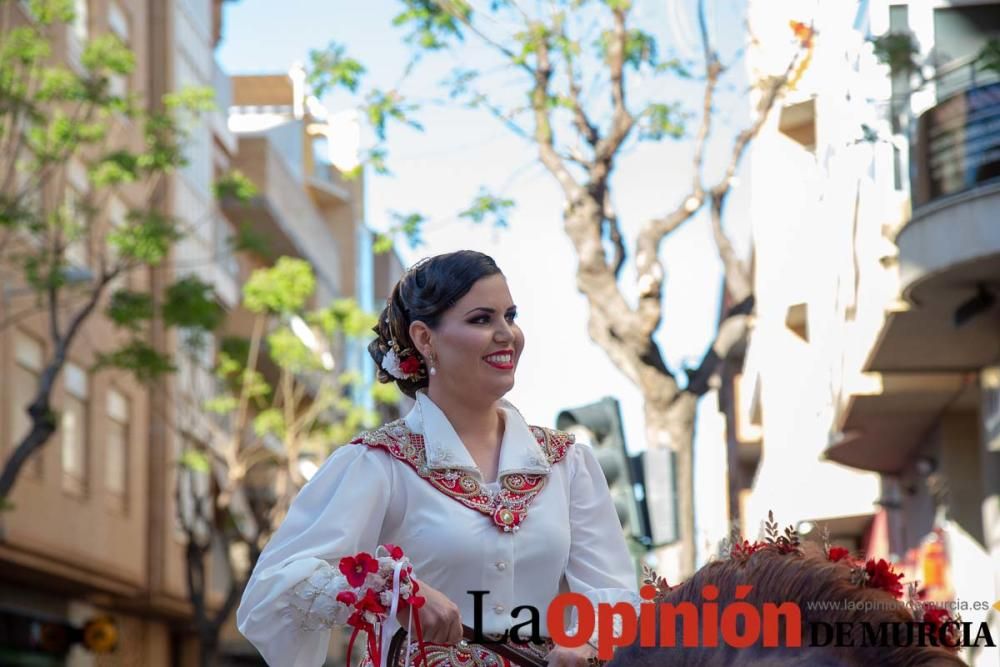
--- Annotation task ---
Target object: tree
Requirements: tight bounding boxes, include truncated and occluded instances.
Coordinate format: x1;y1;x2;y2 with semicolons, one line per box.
172;256;396;666
307;0;809;574
0;0;221;505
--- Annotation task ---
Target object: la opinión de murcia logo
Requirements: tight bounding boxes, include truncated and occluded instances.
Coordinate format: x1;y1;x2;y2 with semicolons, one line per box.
468;588;998;660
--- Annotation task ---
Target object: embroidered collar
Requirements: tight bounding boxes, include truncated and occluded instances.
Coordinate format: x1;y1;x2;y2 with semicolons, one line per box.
404;391;552;478
352;409;574;532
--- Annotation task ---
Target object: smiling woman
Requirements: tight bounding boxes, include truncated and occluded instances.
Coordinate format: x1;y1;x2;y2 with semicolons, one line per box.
236;250;639;667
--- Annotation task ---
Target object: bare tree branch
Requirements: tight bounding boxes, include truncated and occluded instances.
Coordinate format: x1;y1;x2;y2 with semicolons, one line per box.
603;190;625;279
433;0;535;75
676;296;755;401
593;9;635;168
706;52;801;303
710;194;752;302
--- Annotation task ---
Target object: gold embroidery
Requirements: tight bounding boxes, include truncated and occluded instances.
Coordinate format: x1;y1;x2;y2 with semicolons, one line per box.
351;422;574;533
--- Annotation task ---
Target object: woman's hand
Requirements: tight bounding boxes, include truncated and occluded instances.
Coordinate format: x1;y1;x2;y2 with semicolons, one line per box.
545;643;598;666
397;578;463;644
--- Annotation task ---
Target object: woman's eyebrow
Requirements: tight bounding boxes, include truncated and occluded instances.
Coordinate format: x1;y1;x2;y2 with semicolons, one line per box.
464;305;517;315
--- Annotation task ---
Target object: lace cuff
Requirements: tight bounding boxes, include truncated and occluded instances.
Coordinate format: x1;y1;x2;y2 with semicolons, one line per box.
281;563;354;631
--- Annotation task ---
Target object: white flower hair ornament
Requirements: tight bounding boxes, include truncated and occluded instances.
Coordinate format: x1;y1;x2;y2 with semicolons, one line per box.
380;341;424;381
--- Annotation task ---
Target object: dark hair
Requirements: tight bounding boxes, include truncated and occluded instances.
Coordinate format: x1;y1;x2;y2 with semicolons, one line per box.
609;544;965;667
368;250;503;398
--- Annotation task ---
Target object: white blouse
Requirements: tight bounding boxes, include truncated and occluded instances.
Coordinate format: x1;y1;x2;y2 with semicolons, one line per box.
237;391;638;667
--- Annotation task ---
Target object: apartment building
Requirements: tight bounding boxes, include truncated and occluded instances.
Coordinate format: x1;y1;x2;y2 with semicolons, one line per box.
215;66;393;665
0;0;179;664
824;1;1000;664
727;0;999;663
0;0;399;661
721;0;885;556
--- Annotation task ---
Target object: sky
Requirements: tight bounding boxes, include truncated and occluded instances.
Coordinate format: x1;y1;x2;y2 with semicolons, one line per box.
216;0;752;500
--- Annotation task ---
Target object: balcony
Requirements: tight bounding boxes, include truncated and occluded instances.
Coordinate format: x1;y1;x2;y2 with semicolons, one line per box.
220;133;343;297
827;79;998;472
863;80;1000;375
212;59;237;156
308;163;353;207
825;371;978;473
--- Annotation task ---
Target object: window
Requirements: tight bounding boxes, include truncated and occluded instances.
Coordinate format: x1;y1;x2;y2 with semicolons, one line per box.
61;362;89;496
105;389;129;511
108;1;129;41
66;0;88;69
108;2;130;98
64;160;90;268
72;0;88;42
10;332;44;479
933;6;1000;100
106;197;129;289
109;72;128;98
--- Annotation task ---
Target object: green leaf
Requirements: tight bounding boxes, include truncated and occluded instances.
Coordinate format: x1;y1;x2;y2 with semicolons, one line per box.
363;147;390;176
870;32;920;73
26;0;75;25
443;68;479;99
230;221;273;260
89;150;141;187
178;449;211;473
36;67;86;101
219;337;252;375
459;188;515;228
596;28;656;69
372;233;394;254
204;395;238;415
307;43;367;96
108;211;182;264
242;257;317;315
388;211;425;249
81;34;136;77
106;289;154;331
214;170;258;202
0;26;51;66
365;90;422;142
139;112;186;172
266;326;321;374
640;103;685;141
309;298;375;338
163;276;223;330
976;38;1000;76
93;340;176;381
253;408;286;439
163;86;216;113
392;0;469;50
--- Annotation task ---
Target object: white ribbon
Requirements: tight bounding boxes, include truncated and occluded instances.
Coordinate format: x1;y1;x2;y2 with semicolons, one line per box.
379;560;411;667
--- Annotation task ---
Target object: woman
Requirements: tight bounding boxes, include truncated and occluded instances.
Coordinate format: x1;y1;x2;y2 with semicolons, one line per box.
237;251;638;667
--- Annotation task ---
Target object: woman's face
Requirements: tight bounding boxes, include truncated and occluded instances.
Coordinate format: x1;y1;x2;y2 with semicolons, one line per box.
422;273;524;403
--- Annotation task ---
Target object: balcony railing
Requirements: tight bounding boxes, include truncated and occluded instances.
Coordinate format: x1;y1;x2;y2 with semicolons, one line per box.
911;78;1000;208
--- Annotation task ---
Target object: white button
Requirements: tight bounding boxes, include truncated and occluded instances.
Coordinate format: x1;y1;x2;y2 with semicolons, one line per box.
495;560;507;571
493;605;505;614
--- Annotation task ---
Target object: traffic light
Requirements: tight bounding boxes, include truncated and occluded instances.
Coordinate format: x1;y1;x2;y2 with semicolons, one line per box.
556;397;652;546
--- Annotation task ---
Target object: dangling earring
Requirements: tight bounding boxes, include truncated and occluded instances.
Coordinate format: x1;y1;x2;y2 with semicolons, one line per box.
428;352;437;376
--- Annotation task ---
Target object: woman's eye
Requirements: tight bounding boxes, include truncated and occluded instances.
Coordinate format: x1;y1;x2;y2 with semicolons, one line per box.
467;311;517;324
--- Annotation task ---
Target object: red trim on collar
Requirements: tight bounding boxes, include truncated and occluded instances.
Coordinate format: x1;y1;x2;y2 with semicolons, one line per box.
350;421;574;533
